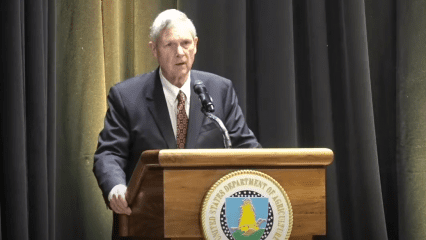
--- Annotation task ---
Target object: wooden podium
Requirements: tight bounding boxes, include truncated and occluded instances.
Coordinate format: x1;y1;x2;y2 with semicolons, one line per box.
118;148;333;239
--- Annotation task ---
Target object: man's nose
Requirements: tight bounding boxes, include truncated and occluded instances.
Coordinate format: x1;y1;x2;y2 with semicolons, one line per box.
176;45;184;56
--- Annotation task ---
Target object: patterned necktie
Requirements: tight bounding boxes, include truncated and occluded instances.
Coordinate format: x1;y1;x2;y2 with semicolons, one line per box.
176;90;188;149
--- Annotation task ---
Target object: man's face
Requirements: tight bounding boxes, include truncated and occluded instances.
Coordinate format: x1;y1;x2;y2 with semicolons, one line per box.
150;25;198;85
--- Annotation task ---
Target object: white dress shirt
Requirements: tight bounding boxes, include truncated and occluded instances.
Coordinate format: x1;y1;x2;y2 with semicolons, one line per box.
108;68;191;202
159;68;191;138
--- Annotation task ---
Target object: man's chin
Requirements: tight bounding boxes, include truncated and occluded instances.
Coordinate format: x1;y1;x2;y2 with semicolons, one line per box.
175;67;189;75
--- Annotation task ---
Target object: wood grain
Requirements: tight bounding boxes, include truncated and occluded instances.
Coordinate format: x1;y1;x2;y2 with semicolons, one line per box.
164;168;326;238
127;168;165;238
126;150;161;206
159;148;333;167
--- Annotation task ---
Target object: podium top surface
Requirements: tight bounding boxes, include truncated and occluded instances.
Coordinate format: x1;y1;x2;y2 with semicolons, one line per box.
152;148;333;167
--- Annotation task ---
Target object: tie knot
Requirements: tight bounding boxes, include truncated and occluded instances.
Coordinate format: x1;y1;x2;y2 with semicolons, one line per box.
177;91;186;104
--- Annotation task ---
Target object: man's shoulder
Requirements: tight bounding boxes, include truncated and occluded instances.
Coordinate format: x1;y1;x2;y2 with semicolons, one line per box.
191;70;232;88
113;69;158;92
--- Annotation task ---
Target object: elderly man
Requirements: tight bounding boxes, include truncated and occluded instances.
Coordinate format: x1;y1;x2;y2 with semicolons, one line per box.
93;9;260;237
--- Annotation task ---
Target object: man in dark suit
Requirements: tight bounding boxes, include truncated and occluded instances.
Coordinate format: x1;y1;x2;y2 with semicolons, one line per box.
93;9;260;218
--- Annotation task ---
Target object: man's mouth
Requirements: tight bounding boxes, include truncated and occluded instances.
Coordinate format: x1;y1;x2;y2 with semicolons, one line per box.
176;62;185;66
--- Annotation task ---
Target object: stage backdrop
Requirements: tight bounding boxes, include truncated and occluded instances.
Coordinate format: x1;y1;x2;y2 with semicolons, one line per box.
2;0;426;240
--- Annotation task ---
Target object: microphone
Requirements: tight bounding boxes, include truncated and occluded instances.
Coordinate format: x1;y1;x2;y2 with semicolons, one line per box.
193;80;215;113
193;80;232;148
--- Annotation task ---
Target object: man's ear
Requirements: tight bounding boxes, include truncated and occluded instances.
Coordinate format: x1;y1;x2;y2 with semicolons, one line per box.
193;37;199;55
149;41;157;59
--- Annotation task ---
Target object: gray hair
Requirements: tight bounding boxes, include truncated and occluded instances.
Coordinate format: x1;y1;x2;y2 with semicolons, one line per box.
149;9;197;43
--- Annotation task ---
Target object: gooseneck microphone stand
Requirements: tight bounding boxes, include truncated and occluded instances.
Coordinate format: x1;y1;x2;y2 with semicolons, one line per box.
201;108;232;149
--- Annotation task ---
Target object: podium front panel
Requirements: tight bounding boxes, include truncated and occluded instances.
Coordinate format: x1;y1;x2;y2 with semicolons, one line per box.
163;168;326;238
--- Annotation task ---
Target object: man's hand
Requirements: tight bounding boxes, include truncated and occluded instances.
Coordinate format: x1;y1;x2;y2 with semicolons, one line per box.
108;184;132;215
110;194;132;215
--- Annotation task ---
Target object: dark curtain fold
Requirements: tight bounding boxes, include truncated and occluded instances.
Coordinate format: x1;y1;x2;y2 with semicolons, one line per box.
396;0;426;239
324;0;388;239
365;0;397;239
1;0;56;240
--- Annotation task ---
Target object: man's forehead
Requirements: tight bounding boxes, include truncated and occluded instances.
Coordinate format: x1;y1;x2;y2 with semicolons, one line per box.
160;25;194;40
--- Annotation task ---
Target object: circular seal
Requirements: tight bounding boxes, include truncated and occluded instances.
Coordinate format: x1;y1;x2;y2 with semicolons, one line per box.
201;170;293;240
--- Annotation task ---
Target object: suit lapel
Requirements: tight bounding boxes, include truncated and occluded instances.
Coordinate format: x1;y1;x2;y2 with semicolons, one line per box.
146;69;176;149
185;72;205;149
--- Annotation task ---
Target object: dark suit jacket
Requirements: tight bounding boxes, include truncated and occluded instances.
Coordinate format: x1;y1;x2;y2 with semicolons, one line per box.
93;68;260;202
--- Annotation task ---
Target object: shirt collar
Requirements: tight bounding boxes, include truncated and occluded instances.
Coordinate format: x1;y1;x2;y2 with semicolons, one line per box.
159;68;191;100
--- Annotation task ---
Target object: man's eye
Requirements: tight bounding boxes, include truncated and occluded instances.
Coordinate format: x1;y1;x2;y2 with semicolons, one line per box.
182;41;191;48
165;43;172;47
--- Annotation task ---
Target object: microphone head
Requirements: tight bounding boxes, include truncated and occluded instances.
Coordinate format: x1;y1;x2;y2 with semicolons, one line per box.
193;80;215;113
194;80;204;85
193;80;205;94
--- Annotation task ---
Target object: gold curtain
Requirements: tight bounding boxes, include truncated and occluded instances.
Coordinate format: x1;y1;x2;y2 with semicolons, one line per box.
56;1;176;238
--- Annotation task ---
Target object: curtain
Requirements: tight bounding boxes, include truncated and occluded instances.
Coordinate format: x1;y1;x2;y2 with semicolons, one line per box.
396;0;426;239
3;0;426;239
365;0;398;238
1;0;56;240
